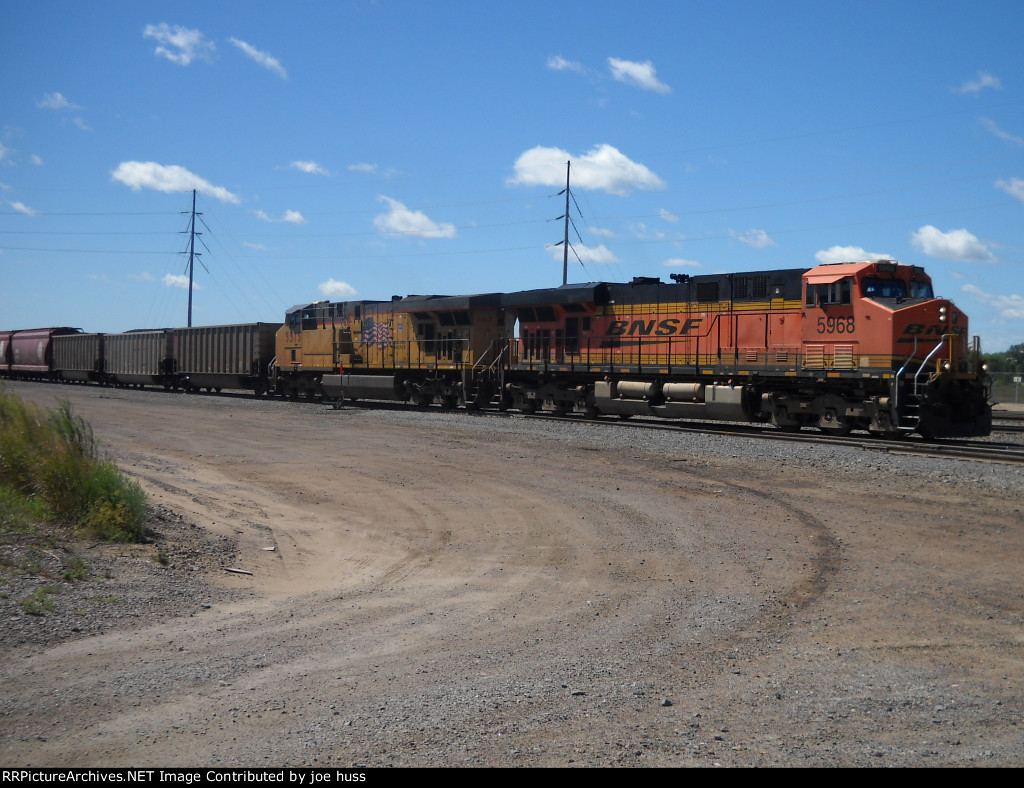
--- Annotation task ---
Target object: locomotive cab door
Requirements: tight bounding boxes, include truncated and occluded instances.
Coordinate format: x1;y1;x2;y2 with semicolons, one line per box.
803;274;857;370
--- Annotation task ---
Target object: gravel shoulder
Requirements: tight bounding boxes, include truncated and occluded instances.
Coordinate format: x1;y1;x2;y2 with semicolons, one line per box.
1;381;1022;768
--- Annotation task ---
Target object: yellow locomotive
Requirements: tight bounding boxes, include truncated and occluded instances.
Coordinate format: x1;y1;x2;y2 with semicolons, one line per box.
272;293;507;407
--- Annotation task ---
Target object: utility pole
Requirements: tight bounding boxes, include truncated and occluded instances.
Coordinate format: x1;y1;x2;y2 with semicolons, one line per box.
562;161;570;286
183;189;201;327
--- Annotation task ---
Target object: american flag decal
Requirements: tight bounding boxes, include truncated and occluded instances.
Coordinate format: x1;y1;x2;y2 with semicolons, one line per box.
362;317;392;349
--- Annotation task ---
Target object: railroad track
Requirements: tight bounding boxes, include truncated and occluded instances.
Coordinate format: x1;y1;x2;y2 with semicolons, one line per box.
515;411;1024;466
12;378;1023;465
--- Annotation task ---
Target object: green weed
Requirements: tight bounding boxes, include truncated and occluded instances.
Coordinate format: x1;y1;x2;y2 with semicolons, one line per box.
18;585;62;616
0;388;148;544
63;556;90;582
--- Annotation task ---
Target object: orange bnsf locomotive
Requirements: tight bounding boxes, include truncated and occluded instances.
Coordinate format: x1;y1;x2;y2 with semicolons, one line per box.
272;259;990;438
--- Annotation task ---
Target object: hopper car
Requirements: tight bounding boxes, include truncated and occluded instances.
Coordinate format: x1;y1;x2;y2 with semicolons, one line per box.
1;324;281;395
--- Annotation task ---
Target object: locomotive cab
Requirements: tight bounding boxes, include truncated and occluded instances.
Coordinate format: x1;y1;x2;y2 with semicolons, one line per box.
800;260;990;437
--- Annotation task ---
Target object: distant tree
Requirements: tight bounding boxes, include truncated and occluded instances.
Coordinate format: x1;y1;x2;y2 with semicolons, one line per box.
982;351;1009;371
1006;343;1024;371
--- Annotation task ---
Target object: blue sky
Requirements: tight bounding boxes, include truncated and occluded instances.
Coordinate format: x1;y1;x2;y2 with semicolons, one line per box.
2;1;1023;351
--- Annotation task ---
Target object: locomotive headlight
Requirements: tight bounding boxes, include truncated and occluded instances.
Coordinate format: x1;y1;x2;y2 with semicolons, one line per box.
938;305;948;322
982;363;989;373
943;362;951;371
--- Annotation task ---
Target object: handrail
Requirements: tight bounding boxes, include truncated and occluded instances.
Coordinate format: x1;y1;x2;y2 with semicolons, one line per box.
893;337;919;415
913;335;948;395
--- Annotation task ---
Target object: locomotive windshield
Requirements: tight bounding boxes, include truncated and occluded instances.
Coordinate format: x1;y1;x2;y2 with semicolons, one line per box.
861;278;907;299
909;280;934;299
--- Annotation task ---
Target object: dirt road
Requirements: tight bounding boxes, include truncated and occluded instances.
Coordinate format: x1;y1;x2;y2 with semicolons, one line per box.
2;382;1022;767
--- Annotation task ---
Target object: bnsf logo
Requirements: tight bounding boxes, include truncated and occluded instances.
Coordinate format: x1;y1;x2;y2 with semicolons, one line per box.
608;318;703;337
897;323;965;343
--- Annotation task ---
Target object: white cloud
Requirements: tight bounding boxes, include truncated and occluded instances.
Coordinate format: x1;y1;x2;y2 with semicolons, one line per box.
608;58;671;94
373;196;456;239
588;226;617;238
962;284;1024;320
29;154;43;166
9;201;36;216
0;142;8;163
730;228;776;249
35;92;88;130
980;118;1023;146
954;71;1002;94
629;221;665;240
243;241;266;250
349;163;377;174
144;23;215;66
996;177;1024;202
36;92;79;110
814;245;890;264
547;243;618;264
911;225;995;262
129;271;155;282
229;38;287;79
659;208;678;224
662;258;702;268
253;209;305;224
290;160;329;176
112;161;240;204
507;143;665;195
163;274;199;290
547;55;584;73
318;279;358;299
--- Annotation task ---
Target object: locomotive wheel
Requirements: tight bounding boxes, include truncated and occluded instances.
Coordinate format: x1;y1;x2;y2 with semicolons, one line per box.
771;412;802;432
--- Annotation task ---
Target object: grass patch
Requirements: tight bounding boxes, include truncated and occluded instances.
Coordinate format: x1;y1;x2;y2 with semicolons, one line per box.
0;484;49;533
63;556;90;582
0;387;148;544
19;585;62;616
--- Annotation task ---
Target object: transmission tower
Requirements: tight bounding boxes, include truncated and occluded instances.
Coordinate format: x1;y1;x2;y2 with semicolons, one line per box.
182;189;202;327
